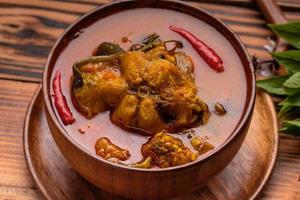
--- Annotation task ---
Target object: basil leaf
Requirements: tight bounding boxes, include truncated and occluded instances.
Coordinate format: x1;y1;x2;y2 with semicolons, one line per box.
257;76;288;95
268;22;300;49
272;50;300;73
279;93;300;106
279;106;300;121
257;76;300;95
278;93;300;117
280;119;300;136
283;72;300;88
278;103;293;117
285;88;300;95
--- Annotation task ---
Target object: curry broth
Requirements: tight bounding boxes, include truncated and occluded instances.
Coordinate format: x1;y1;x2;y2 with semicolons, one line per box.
50;8;246;164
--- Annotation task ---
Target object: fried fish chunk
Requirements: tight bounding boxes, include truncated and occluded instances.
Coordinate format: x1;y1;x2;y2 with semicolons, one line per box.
120;51;150;85
73;63;127;118
95;137;130;161
111;94;139;128
142;131;198;168
137;97;165;133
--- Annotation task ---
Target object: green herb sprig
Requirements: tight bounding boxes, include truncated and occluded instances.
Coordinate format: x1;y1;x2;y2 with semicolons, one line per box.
257;22;300;136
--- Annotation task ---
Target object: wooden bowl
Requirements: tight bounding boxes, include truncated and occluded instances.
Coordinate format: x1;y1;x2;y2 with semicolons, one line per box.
42;0;256;199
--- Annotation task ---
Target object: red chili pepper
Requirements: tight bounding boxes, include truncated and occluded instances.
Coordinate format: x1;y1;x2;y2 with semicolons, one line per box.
53;70;75;125
169;26;224;72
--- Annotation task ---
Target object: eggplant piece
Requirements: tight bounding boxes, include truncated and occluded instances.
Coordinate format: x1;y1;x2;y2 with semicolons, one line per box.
93;42;124;56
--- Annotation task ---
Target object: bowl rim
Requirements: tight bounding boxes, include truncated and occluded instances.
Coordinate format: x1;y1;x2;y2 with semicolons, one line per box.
42;0;256;172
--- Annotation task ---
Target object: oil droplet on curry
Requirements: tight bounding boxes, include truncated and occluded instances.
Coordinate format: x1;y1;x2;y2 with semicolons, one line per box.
51;8;246;168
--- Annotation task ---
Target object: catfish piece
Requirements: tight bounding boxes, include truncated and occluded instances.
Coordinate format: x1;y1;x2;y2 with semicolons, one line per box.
95;137;130;161
72;55;127;118
111;94;139;127
119;51;149;85
137;97;165;133
142;131;198;168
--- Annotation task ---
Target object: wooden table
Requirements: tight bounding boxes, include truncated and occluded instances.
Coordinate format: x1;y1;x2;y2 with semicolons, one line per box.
0;0;299;199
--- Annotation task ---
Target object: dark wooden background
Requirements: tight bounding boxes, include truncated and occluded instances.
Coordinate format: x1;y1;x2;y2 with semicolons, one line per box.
0;0;299;199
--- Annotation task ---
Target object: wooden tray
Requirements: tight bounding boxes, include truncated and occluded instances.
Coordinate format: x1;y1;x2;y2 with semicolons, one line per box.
24;87;278;200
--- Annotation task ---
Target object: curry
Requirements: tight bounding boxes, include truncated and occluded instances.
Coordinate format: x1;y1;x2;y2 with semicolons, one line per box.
67;34;214;168
50;8;247;169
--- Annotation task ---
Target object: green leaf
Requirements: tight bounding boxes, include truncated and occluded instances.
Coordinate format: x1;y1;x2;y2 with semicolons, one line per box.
284;72;300;88
257;76;288;95
272;50;300;73
284;87;300;95
280;107;300;120
278;103;293;117
268;22;300;49
286;119;300;126
280;119;300;136
257;76;300;95
278;93;300;118
279;93;300;106
268;22;300;136
278;93;300;117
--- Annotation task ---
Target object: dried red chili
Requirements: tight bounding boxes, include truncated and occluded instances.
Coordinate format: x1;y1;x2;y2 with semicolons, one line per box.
169;26;224;72
53;70;75;125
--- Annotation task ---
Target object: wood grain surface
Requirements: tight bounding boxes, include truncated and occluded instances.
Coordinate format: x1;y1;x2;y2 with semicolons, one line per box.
0;0;299;200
